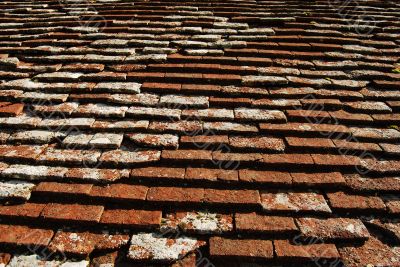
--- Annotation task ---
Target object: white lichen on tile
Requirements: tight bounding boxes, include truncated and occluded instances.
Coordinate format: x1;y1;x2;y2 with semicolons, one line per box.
128;233;205;262
7;254;89;267
94;82;141;94
2;165;68;180
159;95;209;108
161;212;233;234
9;130;66;144
0;180;35;200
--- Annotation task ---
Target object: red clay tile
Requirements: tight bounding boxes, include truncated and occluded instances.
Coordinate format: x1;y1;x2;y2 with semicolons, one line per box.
0;203;45;219
100;209;161;228
185;168;238;182
326;191;386;212
1;0;400;265
230;136;285;152
131;166;185;180
204;189;260;206
235;212;298;234
296;217;369;241
239;170;292;185
147;187;205;204
387;200;400;214
286;137;335;149
41;203;104;223
65;168;122;183
0;103;24;117
261;192;331;213
274;240;340;262
209;237;273;260
0;224;53;247
161;149;212;162
291;172;345;187
180;135;229;147
345;174;400;192
311;154;361;167
90;184;148;201
49;231;97;256
34;182;93;196
0;145;45;161
338;237;400;267
263;153;314;166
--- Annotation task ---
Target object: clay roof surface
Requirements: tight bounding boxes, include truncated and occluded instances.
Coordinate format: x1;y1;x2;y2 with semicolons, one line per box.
0;0;400;266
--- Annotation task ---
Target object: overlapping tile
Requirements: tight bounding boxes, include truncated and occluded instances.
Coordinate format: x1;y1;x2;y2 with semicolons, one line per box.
0;0;399;265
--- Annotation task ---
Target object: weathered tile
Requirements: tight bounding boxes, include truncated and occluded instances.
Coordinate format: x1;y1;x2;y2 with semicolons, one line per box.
62;133;93;148
149;121;202;134
2;165;67;180
99;149;161;166
242;75;288;86
92;120;149;131
260;192;331;213
38;148;101;165
160;95;209;108
235;212;298;234
127;107;181;120
100;209;161;228
65;168;122;183
209;237;273;260
0;180;35;200
34;182;93;196
39;118;95;129
127;133;179;149
34;72;83;81
161;211;233;234
0;103;24;117
181;108;234;120
296;217;370;241
0;145;45;161
326;191;386;211
41;203;104;224
74;103;128;118
109;93;159;106
204;122;258;133
274;240;340;262
338;237;400;267
128;233;205;262
89;133;123;149
234;108;287;122
7;255;88;267
350;127;400;141
0;224;54;248
94;82;141;93
239;170;292;185
229;136;285;152
9;130;65;144
291;172;345;187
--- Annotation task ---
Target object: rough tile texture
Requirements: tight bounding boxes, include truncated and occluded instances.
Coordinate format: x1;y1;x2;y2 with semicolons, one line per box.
0;0;399;265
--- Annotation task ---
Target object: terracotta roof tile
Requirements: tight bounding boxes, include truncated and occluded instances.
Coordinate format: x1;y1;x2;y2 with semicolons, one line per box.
41;203;104;224
1;0;400;264
326;191;386;212
338;237;400;267
0;224;53;248
90;184;148;201
235;212;297;234
209;237;273;260
296;217;369;241
162;211;233;234
274;240;340;262
261;192;331;214
100;209;161;228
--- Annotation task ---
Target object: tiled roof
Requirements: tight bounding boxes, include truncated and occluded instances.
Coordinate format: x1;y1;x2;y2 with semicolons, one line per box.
0;0;399;265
